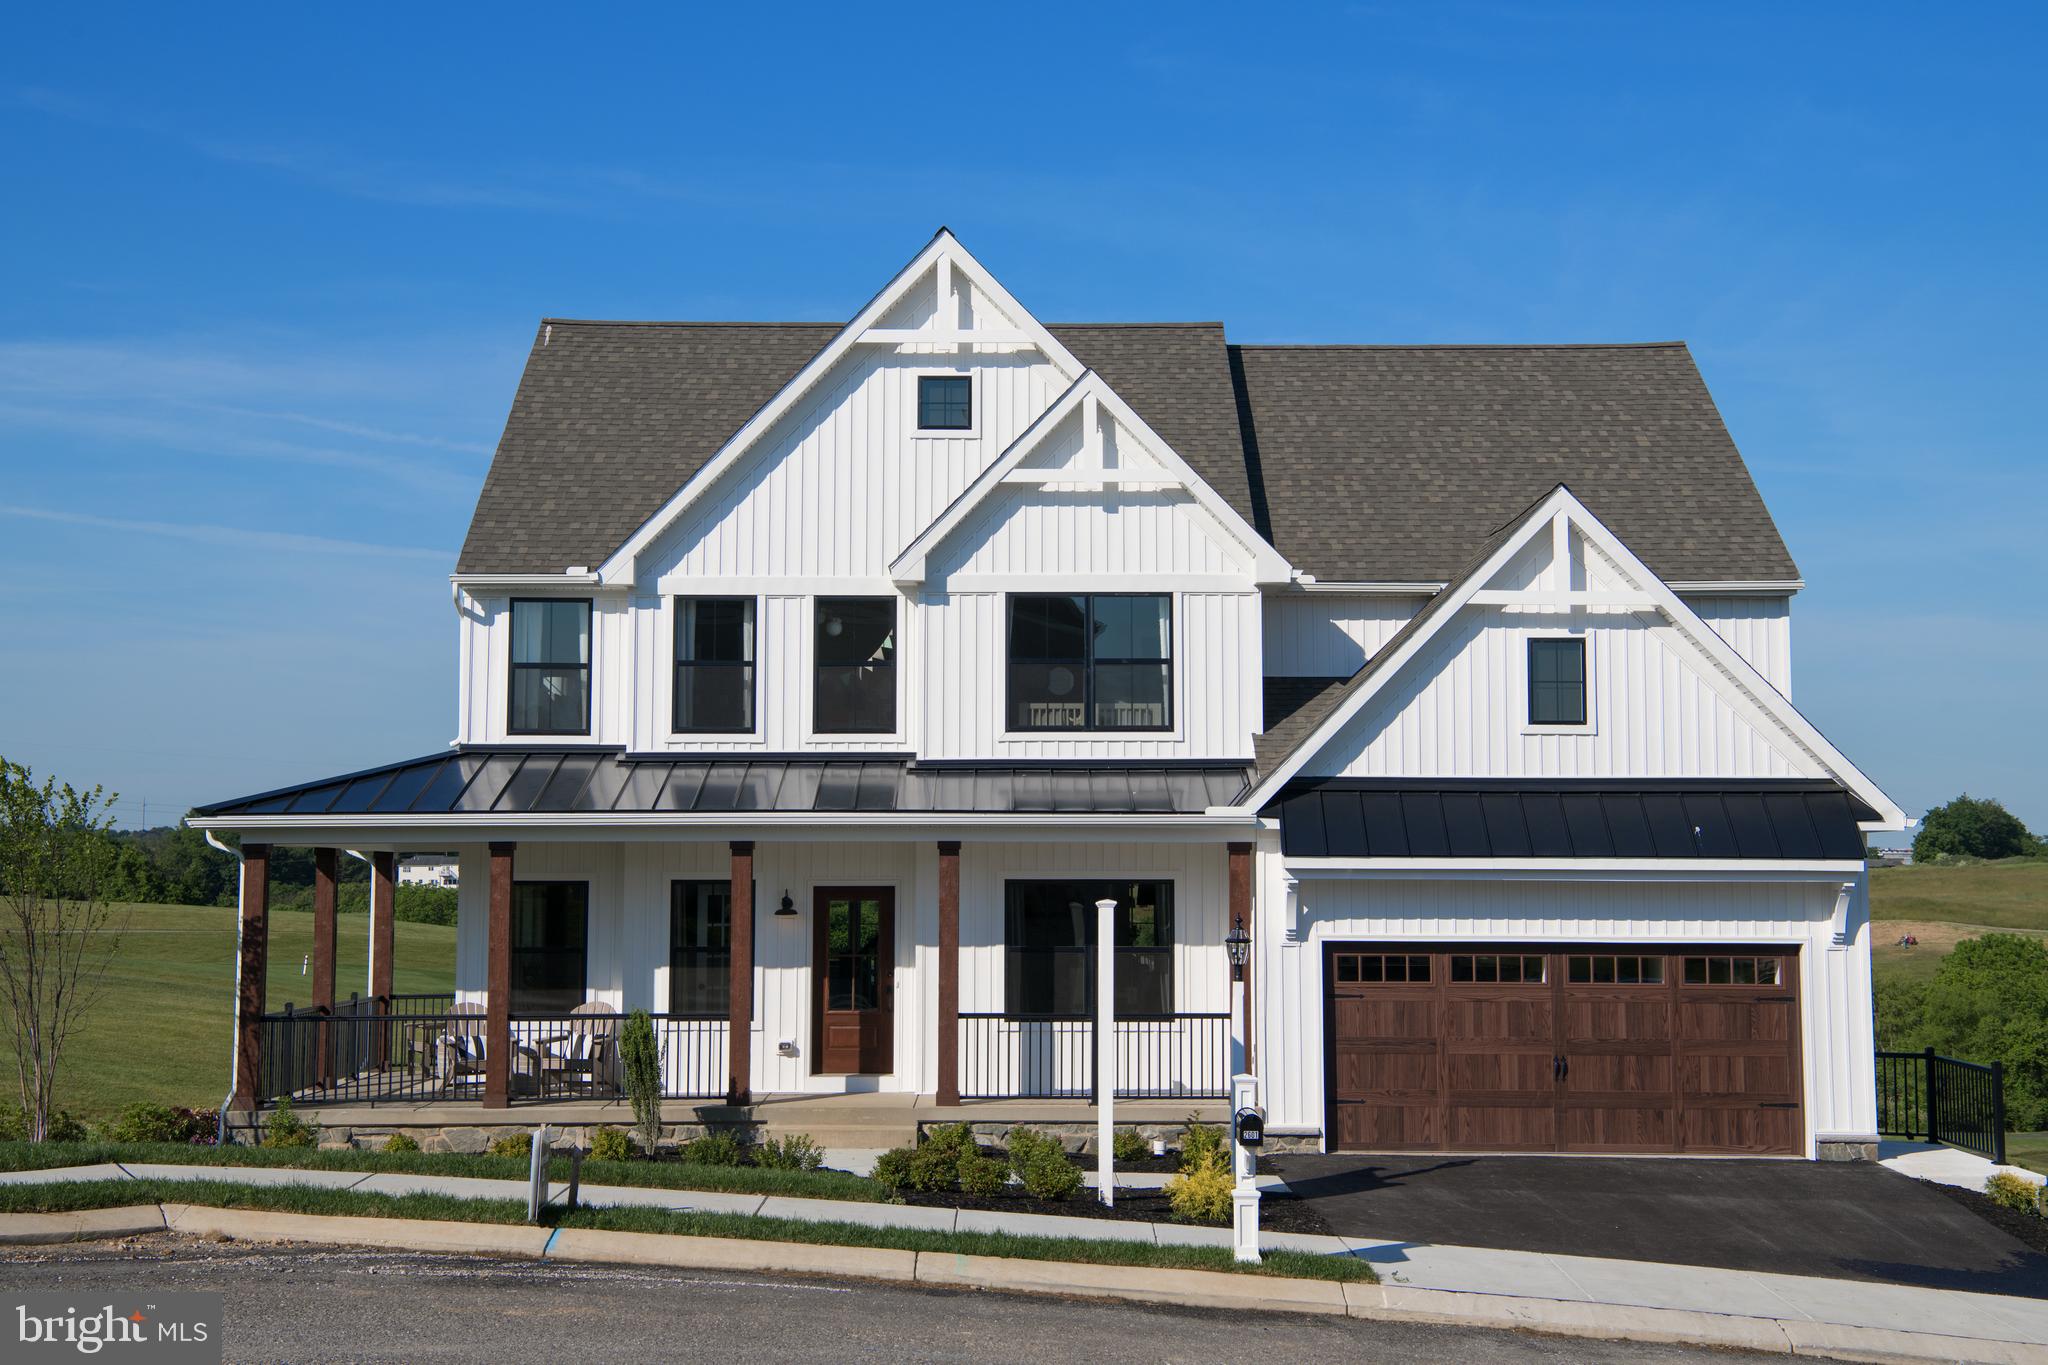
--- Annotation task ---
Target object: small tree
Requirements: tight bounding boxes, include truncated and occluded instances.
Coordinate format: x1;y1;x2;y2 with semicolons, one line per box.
619;1009;662;1155
1912;794;2040;863
0;761;125;1141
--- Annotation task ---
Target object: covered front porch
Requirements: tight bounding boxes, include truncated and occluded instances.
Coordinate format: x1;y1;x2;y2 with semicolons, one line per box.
222;829;1256;1130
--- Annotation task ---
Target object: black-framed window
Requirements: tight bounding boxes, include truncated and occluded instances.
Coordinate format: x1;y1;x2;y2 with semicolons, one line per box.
1007;594;1171;731
669;880;731;1016
673;597;755;733
917;375;972;430
510;881;588;1013
1003;880;1173;1018
815;597;897;733
1528;637;1587;726
509;598;592;735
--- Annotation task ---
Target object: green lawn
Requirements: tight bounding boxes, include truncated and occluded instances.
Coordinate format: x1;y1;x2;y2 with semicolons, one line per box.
1868;857;2048;991
5;902;455;1123
2005;1132;2048;1177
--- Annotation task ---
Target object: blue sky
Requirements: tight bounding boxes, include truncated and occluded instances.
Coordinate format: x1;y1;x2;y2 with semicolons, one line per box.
1;4;2041;833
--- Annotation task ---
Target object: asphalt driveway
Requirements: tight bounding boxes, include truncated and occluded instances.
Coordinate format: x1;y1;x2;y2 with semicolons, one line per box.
1271;1152;2048;1297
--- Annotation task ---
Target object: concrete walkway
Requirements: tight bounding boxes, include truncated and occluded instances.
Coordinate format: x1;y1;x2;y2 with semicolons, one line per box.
1881;1138;2048;1193
6;1160;2047;1355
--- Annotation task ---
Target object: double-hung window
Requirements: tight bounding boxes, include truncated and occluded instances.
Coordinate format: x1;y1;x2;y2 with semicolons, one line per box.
814;597;897;734
1007;594;1171;731
509;598;592;735
673;597;755;733
510;882;588;1013
669;880;731;1016
1527;637;1587;727
1003;880;1174;1018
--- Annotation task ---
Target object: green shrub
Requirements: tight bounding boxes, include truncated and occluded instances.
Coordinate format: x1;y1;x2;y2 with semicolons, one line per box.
1178;1115;1226;1173
261;1099;318;1149
1015;1145;1083;1202
1165;1153;1234;1223
678;1132;745;1167
382;1133;420;1154
588;1126;632;1163
101;1102;199;1144
870;1146;915;1195
957;1151;1010;1196
907;1141;962;1192
1112;1128;1147;1162
619;1010;663;1155
489;1133;533;1160
4;1105;92;1144
1985;1171;2045;1215
756;1133;824;1172
1004;1126;1060;1175
921;1122;975;1160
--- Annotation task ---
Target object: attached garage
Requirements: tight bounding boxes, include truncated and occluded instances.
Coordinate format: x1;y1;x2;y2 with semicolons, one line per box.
1324;944;1802;1155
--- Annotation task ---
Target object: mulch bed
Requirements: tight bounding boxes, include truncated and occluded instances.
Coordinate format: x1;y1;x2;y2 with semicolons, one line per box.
1928;1180;2048;1256
897;1183;1331;1236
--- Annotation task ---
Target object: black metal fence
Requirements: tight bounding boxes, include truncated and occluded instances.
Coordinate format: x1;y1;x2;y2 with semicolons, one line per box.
1876;1047;2007;1163
257;998;726;1107
957;1013;1230;1100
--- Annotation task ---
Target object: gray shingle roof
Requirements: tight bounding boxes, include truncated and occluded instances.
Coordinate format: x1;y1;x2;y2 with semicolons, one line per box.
1230;342;1797;584
458;323;1796;586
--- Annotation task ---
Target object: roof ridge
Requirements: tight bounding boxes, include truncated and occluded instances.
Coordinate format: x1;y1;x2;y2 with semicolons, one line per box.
1232;340;1690;352
538;318;845;329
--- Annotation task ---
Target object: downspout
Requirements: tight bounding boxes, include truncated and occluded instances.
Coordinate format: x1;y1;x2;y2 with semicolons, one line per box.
206;831;243;1143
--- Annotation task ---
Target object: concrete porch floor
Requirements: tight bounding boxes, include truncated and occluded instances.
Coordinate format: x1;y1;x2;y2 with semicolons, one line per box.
242;1093;1228;1149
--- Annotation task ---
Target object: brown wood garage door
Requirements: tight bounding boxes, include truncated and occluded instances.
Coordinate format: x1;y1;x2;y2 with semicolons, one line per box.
1325;945;1801;1155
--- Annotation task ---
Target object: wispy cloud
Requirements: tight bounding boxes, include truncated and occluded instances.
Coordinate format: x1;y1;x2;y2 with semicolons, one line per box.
0;504;448;562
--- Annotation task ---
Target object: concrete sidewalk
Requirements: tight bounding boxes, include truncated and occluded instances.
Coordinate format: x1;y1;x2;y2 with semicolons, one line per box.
6;1159;2046;1357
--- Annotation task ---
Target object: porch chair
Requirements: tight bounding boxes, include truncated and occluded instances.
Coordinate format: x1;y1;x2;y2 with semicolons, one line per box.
434;1001;490;1089
538;1001;619;1096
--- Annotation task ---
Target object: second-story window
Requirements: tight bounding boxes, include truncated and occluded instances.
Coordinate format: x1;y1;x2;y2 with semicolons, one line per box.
1008;594;1172;731
917;375;972;430
673;597;755;733
1528;637;1588;726
509;598;591;735
815;597;897;734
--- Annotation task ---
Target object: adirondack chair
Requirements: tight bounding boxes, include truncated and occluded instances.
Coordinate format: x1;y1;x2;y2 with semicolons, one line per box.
434;1001;490;1088
538;1001;619;1095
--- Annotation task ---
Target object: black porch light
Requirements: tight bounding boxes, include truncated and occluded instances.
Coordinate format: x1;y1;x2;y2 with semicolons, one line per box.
774;891;796;917
1224;916;1252;971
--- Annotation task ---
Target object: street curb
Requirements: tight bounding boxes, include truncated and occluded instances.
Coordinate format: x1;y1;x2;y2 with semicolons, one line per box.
1;1206;2037;1363
0;1204;166;1246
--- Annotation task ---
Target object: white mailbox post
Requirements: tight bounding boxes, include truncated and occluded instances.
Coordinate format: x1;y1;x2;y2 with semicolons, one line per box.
1095;897;1117;1209
1230;1072;1261;1264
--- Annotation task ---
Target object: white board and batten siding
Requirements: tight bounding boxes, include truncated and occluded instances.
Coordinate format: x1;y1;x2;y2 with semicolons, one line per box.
1253;847;1877;1156
1684;595;1792;695
453;839;1232;1099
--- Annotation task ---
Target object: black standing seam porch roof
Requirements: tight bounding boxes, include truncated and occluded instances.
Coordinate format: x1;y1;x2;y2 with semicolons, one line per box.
190;750;1252;819
1271;780;1875;860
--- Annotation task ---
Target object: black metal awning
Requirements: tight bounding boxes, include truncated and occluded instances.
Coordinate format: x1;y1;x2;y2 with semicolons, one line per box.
1269;778;1873;860
191;750;1251;820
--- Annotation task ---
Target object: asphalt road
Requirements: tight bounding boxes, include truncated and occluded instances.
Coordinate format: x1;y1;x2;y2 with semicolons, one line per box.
0;1237;1792;1363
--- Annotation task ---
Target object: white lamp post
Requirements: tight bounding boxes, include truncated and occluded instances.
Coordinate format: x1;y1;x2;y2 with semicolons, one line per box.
1095;896;1117;1209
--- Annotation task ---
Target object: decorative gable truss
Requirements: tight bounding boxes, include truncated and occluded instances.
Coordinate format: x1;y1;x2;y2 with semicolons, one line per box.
1243;486;1905;828
890;370;1292;588
598;229;1089;586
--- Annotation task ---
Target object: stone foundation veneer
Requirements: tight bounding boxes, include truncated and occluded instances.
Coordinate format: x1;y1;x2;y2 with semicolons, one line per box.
1817;1139;1879;1162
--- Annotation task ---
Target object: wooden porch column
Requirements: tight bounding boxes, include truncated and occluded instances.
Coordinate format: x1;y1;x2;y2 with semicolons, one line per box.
727;841;755;1107
368;851;396;1068
936;841;961;1106
230;843;270;1113
311;847;338;1084
484;842;516;1108
1227;842;1254;1075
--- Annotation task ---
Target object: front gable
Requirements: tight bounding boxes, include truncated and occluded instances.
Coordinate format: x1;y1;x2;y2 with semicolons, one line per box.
1247;488;1904;826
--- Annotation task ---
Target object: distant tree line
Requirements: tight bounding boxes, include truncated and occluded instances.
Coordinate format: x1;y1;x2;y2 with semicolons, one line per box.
1910;794;2044;863
103;824;456;925
1876;934;2048;1132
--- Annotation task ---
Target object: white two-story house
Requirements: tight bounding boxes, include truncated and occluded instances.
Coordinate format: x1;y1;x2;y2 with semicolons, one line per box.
193;231;1903;1159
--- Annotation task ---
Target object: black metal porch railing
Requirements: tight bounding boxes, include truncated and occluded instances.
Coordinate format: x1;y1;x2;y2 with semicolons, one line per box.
957;1013;1230;1100
1876;1047;2007;1163
257;998;727;1108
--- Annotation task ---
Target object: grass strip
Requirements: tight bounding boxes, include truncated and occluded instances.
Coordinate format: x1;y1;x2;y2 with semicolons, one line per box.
0;1141;881;1203
0;1179;1373;1282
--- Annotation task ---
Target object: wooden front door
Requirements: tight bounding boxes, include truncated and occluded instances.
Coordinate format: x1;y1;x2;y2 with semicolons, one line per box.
813;887;894;1074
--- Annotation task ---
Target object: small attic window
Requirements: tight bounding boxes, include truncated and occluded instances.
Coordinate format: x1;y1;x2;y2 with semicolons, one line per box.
917;375;972;430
